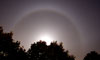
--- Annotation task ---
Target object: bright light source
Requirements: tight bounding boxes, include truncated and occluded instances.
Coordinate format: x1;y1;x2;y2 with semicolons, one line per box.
39;34;53;45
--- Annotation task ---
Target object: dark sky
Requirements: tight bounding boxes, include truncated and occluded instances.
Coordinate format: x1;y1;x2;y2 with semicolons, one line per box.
0;0;100;60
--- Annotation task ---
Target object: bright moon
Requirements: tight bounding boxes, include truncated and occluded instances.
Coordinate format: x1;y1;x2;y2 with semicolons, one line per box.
39;34;53;45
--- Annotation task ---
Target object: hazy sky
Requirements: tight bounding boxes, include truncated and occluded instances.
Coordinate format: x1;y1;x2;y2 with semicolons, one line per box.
0;0;100;60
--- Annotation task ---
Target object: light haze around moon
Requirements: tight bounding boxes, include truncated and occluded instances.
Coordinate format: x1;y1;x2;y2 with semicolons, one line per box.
1;0;100;60
13;10;81;59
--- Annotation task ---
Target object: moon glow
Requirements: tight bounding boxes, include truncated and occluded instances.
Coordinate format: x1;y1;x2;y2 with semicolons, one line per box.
13;10;81;56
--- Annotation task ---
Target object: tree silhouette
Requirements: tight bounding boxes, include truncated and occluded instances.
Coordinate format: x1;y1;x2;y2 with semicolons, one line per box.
0;27;28;60
84;51;100;60
2;26;100;60
28;41;75;60
0;26;75;60
28;40;48;60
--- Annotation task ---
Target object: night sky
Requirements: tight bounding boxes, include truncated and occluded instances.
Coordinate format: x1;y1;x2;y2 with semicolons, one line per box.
0;0;100;60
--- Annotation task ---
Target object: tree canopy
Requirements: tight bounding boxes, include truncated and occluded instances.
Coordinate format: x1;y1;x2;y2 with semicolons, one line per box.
0;26;100;60
84;51;100;60
0;27;27;60
28;40;75;60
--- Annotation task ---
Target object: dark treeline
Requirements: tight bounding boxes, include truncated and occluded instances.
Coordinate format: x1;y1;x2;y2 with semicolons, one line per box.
0;26;100;60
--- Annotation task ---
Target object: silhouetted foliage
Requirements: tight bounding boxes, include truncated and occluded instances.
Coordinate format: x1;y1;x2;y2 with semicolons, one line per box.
0;26;75;60
0;27;28;60
28;40;75;60
1;26;100;60
84;51;100;60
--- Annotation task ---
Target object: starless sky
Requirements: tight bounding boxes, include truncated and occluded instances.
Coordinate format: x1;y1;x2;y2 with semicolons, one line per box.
0;0;100;60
